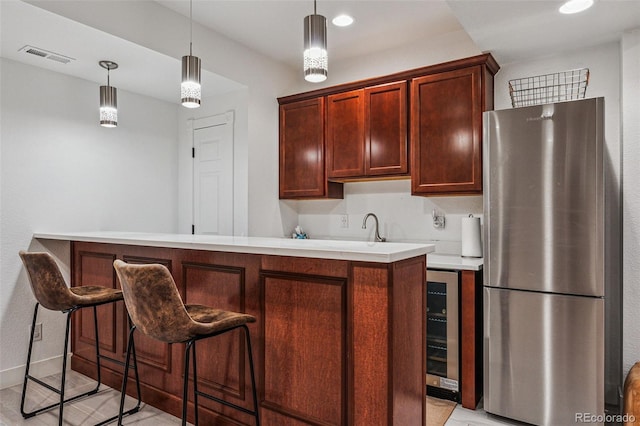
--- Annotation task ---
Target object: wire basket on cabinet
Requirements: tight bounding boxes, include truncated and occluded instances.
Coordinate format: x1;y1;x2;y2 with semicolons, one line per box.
508;68;589;107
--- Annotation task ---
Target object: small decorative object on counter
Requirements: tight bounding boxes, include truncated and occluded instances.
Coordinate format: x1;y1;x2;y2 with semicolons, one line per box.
292;225;309;239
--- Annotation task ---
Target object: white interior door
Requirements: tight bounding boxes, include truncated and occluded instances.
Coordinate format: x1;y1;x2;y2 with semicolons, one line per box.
193;112;234;235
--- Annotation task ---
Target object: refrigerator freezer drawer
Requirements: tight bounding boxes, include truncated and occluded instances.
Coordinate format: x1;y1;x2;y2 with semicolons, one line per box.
484;287;604;426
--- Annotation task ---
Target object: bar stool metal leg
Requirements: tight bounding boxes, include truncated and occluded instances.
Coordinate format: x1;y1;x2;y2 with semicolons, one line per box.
94;307;142;426
116;323;142;426
58;310;72;426
243;325;261;426
20;303;39;418
93;306;102;386
186;326;260;426
192;341;199;426
182;340;193;426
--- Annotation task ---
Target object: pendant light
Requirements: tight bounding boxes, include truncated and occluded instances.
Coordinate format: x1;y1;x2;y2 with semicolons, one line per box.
99;60;118;128
181;0;201;108
303;0;328;83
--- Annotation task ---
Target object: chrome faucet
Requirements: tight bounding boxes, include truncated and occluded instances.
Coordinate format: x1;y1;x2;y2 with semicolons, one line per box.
362;213;386;242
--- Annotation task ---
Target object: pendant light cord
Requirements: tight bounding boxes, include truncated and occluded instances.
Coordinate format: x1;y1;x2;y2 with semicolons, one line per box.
107;68;110;86
314;0;317;15
189;0;193;56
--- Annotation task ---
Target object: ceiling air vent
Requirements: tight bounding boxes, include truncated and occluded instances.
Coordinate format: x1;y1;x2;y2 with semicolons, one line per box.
25;47;47;57
18;45;75;64
47;55;72;64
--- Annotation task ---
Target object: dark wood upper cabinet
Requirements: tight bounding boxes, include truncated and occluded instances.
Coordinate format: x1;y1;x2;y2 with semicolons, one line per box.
279;97;343;199
326;81;408;180
278;54;498;199
327;89;365;178
365;82;408;176
410;64;493;195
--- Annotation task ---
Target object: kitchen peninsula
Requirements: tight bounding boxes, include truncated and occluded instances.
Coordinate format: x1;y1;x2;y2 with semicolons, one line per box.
34;232;434;426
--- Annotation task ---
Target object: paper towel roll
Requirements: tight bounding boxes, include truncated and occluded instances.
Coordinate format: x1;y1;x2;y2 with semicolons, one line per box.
461;214;482;258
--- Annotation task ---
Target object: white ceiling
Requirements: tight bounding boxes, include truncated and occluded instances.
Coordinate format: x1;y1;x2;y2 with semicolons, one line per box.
157;0;640;67
156;0;464;70
447;0;640;64
0;0;245;103
1;0;638;104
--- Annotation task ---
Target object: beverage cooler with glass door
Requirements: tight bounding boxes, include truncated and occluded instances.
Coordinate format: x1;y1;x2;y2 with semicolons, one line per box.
426;270;460;402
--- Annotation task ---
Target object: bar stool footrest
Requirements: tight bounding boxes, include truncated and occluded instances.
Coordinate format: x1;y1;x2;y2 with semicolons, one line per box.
21;376;100;418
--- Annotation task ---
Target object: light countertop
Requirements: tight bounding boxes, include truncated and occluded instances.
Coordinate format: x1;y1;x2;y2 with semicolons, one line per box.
427;253;484;271
34;231;434;264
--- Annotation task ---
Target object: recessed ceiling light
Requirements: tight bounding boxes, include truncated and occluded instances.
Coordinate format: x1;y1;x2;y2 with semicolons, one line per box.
332;14;354;27
559;0;594;14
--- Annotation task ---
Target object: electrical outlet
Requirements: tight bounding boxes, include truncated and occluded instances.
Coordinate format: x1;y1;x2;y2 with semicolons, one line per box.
340;214;349;228
32;323;42;341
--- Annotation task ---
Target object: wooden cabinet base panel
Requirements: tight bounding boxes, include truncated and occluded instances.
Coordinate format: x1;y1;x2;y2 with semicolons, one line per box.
460;270;483;409
70;241;426;426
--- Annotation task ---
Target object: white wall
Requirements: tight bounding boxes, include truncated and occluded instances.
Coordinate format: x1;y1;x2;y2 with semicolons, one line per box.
294;182;482;253
494;43;621;153
29;0;297;238
622;29;640;379
0;58;179;387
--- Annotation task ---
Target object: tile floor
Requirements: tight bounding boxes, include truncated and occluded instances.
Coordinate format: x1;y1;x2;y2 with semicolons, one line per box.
1;371;520;425
445;400;525;426
0;371;181;425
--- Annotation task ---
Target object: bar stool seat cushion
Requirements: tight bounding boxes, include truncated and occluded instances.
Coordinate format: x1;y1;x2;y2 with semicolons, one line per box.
185;304;256;335
69;286;123;306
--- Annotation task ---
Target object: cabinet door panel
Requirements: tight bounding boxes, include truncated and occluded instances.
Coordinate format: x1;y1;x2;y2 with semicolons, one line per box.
327;89;365;178
262;272;347;425
411;66;482;194
279;98;328;198
365;81;408;175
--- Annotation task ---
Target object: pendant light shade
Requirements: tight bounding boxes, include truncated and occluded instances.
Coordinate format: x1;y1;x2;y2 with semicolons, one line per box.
303;0;327;83
182;0;201;108
99;60;118;128
181;55;201;108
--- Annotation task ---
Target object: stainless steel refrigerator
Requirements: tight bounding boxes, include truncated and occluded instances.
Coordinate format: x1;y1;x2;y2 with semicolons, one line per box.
483;97;621;425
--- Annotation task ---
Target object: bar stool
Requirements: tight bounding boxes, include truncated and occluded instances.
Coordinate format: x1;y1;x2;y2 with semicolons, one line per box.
19;251;141;426
113;260;260;426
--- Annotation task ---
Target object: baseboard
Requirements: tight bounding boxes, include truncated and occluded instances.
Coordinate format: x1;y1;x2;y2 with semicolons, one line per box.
0;353;71;390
